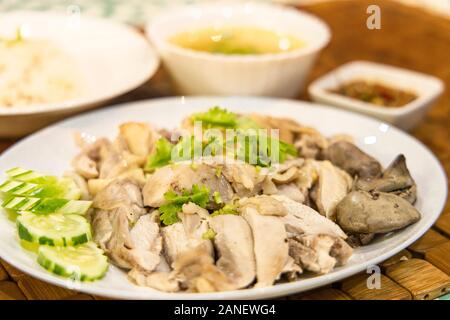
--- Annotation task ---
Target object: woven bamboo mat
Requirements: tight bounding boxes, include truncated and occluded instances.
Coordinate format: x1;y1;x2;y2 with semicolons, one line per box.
1;0;450;300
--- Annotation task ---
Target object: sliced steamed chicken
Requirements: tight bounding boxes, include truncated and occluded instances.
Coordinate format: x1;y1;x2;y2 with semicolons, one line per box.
239;196;296;287
209;214;256;289
311;161;353;220
143;163;235;208
274;195;353;274
162;203;214;267
91;179;162;272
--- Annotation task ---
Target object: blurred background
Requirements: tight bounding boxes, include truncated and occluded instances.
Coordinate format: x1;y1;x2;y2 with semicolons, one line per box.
1;0;450;25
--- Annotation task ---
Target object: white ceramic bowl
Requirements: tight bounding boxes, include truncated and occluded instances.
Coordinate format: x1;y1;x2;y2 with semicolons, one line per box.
308;61;445;131
0;11;160;138
146;2;330;98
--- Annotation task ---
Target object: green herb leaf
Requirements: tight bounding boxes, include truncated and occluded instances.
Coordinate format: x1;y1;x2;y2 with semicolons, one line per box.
213;191;222;204
202;229;216;240
235;116;261;130
190;184;211;208
144;138;173;172
211;204;238;217
226;131;297;167
172;135;203;161
159;203;183;226
159;184;211;225
191;106;238;128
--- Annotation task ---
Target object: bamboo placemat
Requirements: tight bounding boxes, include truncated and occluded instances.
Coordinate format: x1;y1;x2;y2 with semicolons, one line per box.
1;0;450;300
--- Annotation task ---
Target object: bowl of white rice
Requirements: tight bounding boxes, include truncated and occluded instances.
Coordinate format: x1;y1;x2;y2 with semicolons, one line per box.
0;11;159;138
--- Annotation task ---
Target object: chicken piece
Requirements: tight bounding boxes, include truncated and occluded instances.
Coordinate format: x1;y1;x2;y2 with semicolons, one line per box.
276;158;305;173
91;209;114;251
276;184;305;203
143;163;234;208
126;214;162;272
262;176;279;195
288;234;352;274
72;154;98;179
281;256;303;281
93;179;146;224
239;195;287;217
162;205;213;267
209;215;256;289
294;133;328;159
323;141;382;180
91;180;162;272
98;139;144;179
71;138;110;179
261;159;306;202
271;167;299;184
64;171;90;200
294;159;318;200
128;253;177;291
87;168;146;196
242;207;289;288
100;210;162;272
128;269;180;292
180;210;213;257
249;114;321;145
119;122;159;157
249;114;297;144
103;208;133;269
220;161;265;197
312;161;352;220
181;202;210;219
328;134;354;145
172;247;234;293
274;195;347;239
161;223;190;267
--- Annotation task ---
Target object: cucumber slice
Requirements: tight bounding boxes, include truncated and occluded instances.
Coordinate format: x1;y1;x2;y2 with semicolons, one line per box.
6;167;58;185
37;242;108;281
0;179;81;200
16;212;91;246
2;196;92;215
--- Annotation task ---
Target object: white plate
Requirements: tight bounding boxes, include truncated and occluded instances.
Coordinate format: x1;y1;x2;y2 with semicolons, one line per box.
0;96;447;300
0;11;159;138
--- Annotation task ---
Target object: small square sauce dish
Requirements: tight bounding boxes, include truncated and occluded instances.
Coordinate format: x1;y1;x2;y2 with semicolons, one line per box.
308;61;444;131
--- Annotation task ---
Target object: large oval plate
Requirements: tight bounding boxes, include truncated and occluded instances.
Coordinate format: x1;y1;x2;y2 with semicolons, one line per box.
0;97;447;299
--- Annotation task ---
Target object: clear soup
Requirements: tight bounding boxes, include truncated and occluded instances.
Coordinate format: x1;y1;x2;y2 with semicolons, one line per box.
170;26;303;55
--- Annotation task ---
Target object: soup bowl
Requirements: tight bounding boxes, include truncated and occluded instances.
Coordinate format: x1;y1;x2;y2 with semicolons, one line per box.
146;2;330;98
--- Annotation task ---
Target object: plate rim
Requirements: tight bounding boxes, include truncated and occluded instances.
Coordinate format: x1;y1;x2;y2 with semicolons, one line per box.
0;96;447;300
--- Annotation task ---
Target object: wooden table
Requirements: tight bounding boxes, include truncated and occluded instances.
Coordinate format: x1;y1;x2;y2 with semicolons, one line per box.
1;0;449;300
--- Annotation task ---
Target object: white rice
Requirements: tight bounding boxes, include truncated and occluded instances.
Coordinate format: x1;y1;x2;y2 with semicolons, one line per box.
0;39;84;108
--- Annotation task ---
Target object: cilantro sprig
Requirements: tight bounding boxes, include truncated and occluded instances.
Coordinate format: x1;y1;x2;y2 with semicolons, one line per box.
191;106;238;129
159;184;210;225
144;138;174;172
145;107;298;171
210;204;238;217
